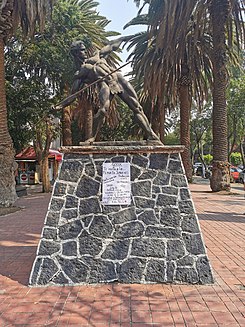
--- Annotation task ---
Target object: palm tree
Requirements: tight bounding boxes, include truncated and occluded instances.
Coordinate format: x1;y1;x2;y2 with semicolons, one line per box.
131;0;244;190
0;0;54;206
126;1;213;182
209;0;244;191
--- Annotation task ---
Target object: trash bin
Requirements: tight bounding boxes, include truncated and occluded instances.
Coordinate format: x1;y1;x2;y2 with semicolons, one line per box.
20;172;28;184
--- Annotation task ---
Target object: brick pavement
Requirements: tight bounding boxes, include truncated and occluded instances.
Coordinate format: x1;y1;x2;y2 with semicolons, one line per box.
0;183;244;326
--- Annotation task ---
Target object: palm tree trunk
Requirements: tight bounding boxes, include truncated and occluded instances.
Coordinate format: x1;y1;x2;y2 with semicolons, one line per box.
210;0;231;192
178;63;193;182
0;36;17;207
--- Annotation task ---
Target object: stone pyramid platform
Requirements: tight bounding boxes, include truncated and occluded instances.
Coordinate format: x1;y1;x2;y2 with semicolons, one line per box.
29;142;213;286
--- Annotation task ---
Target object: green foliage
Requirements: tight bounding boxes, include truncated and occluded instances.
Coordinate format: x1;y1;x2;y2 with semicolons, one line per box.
5;0;112;150
227;73;245;155
164;132;180;145
100;102;137;141
230;152;242;166
203;154;213;165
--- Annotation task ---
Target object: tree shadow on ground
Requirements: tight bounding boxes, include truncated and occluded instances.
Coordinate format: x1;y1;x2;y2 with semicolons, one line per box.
198;211;245;223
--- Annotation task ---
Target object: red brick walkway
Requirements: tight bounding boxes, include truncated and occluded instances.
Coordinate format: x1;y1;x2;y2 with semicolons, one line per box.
0;183;244;326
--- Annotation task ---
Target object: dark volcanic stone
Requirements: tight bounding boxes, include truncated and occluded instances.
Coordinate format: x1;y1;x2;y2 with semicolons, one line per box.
59;161;83;182
89;215;113;238
79;197;101;215
51;272;69;285
30;258;42;285
50;198;64;212
180;188;191;200
145;260;166;282
170;153;180;160
181;215;200;233
132;155;149;168
179;201;195;214
168;160;183;174
114;221;144;238
167;240;185;260
38;240;60;255
58;257;88;283
160;208;181;227
111;155;126;162
45;212;60;227
62;241;77;256
85;163;95;177
109;208;137;224
102;205;122;215
79;232;102;255
118;258;145;283
53;182;67;196
145;226;181;238
38;258;59;285
131;165;141;181
59;221;83;240
161;186;178;195
42;227;57;240
81;215;93;227
171;175;187;187
132;181;151;197
86;259;116;283
156;194;177;207
76;176;100;198
138;209;158;225
153;171;170;186
196;256;214;284
138;170;157;180
177;255;194;267
166;261;176;282
175;267;199;284
131;238;165;257
149;153;168;170
134;197;155;209
65;195;78;209
183;233;205;255
62;209;78;220
102;239;130;260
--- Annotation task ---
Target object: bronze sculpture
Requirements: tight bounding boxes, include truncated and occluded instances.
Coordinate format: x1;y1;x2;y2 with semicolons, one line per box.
56;37;159;142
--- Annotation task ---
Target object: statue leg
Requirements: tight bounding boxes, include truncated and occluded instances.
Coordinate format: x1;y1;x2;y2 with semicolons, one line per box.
118;88;159;141
85;83;111;143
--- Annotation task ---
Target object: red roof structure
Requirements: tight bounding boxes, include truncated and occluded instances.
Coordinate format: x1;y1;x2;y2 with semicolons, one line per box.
16;146;63;162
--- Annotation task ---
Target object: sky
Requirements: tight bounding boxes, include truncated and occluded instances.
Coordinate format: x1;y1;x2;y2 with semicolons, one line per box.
97;0;146;71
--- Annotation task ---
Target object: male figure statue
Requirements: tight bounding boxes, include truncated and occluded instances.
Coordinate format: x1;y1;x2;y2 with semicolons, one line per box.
56;37;159;142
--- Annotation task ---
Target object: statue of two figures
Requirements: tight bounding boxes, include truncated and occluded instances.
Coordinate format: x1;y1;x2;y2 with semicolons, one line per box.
55;36;159;143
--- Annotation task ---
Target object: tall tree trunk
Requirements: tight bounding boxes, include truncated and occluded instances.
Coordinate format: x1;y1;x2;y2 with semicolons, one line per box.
0;37;17;207
178;63;193;182
159;104;165;143
84;102;93;141
210;0;231;192
62;106;72;145
41;157;50;193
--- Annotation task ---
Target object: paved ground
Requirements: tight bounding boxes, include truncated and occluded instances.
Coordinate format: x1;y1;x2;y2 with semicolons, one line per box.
0;182;244;326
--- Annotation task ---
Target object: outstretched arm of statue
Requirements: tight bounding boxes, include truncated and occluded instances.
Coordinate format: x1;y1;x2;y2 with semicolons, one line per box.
53;78;83;111
99;35;133;58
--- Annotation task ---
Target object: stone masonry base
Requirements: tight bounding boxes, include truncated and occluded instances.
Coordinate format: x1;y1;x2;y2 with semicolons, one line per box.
29;143;213;286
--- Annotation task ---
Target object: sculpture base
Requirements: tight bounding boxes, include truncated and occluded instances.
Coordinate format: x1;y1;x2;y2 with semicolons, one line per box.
29;144;213;286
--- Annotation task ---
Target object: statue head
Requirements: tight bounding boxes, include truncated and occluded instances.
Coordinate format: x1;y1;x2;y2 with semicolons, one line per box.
70;40;87;62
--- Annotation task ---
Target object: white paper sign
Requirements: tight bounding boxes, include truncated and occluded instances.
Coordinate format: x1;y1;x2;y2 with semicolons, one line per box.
102;162;131;205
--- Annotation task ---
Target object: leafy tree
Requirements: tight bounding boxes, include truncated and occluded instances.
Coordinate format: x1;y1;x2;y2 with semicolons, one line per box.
5;0;114;191
203;154;213;165
229;152;242;166
227;74;245;166
0;0;54;206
